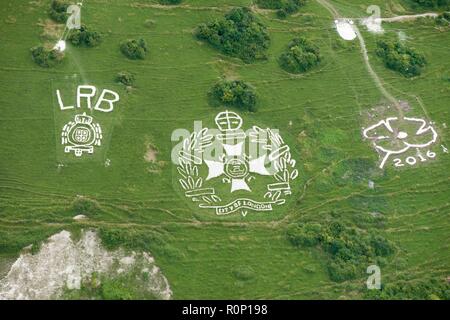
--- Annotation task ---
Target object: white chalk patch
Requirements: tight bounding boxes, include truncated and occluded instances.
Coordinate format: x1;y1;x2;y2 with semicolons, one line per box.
73;215;87;220
53;40;66;52
334;19;357;41
0;230;172;300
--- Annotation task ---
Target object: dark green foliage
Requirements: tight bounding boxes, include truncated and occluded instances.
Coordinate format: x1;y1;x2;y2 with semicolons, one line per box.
68;25;102;47
116;71;135;86
158;0;182;4
30;46;64;68
279;37;321;74
71;197;100;215
436;11;450;25
195;7;270;63
411;0;450;9
209;80;257;111
256;0;307;18
120;39;148;60
49;0;69;23
365;278;450;300
287;222;396;282
99;228;164;253
375;40;427;77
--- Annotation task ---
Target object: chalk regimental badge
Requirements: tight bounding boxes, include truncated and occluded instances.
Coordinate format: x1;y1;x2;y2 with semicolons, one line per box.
61;113;103;157
176;111;298;217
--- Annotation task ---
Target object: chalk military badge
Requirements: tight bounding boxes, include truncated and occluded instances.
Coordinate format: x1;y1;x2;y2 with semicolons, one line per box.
175;111;298;217
61;112;103;157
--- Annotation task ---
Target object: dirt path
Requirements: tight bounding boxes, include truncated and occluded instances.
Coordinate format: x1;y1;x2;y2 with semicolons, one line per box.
380;12;438;22
316;0;403;114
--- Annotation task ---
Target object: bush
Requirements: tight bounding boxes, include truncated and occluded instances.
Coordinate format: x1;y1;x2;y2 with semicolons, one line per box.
71;197;100;215
195;7;270;63
286;222;396;282
209;80;257;111
68;25;102;47
279;37;322;73
49;0;70;23
116;72;135;86
375;40;427;77
256;0;307;18
411;0;450;9
120;39;148;60
158;0;182;4
30;46;64;68
436;11;450;25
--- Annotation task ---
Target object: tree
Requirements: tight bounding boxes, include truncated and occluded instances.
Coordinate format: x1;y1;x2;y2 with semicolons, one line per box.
376;40;427;77
256;0;307;18
195;7;270;63
68;25;102;47
158;0;182;4
279;37;322;73
116;72;135;86
209;80;257;111
120;39;148;60
49;0;70;23
30;46;64;68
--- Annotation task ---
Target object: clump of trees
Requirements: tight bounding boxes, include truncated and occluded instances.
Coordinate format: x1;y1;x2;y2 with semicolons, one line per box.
279;37;322;74
68;25;102;47
256;0;307;18
120;39;148;60
375;40;427;77
49;0;70;23
30;46;64;68
116;72;135;86
286;221;396;282
195;7;270;63
158;0;182;4
209;80;257;112
411;0;450;9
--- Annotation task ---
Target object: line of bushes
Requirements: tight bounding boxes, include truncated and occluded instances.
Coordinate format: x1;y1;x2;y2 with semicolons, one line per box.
286;221;396;282
256;0;307;18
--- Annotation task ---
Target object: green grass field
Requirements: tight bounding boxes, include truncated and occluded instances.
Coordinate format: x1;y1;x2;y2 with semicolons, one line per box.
0;0;449;299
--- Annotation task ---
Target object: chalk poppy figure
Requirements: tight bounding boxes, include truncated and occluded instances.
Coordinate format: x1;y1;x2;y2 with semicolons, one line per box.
363;117;438;168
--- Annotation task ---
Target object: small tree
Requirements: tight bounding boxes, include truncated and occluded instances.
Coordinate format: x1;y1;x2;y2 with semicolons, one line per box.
68;25;102;47
209;80;257;112
116;72;135;86
279;37;322;74
31;46;64;68
49;0;70;23
158;0;182;4
120;39;148;60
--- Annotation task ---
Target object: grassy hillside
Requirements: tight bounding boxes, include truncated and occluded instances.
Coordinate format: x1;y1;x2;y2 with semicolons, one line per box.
0;0;448;299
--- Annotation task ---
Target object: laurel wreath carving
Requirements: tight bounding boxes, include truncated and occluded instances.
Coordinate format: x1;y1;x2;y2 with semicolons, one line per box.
177;126;298;207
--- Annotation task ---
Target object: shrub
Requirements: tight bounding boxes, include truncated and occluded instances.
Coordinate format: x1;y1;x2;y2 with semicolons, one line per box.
120;39;148;60
71;197;100;215
30;46;64;68
286;222;396;282
49;0;70;23
279;37;322;73
436;11;450;25
116;72;136;86
68;25;102;47
256;0;307;18
158;0;182;4
195;7;270;63
375;40;427;77
209;80;257;111
411;0;450;9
